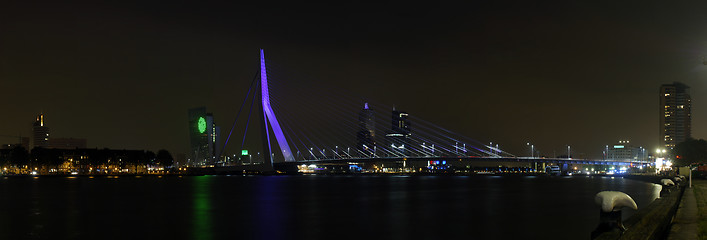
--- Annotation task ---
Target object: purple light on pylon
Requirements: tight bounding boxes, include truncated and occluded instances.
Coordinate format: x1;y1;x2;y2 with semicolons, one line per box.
364;102;369;109
260;49;294;162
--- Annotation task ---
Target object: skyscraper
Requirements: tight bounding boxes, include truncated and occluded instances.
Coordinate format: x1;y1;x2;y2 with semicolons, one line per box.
356;103;375;155
188;107;220;166
385;108;410;156
32;113;49;149
659;82;691;149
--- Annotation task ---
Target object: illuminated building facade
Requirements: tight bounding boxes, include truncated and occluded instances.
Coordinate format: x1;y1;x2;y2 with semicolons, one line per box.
606;140;647;162
188;107;220;165
385;108;410;156
356;103;375;155
659;82;691;149
32;113;49;149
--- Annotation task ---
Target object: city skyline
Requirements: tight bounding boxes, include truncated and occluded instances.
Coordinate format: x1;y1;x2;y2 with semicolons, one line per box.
3;1;707;158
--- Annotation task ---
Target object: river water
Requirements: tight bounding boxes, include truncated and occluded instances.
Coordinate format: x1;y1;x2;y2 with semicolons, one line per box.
0;175;660;240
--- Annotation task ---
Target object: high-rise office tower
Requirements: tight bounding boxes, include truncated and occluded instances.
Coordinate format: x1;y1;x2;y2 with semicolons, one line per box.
385;108;410;156
356;103;375;155
188;107;220;165
32;113;49;149
659;82;691;149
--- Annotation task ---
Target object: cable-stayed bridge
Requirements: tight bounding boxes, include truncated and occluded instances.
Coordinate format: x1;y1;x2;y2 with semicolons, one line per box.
213;50;649;173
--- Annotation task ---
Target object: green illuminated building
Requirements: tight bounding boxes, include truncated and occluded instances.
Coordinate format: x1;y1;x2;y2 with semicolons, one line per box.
188;107;221;166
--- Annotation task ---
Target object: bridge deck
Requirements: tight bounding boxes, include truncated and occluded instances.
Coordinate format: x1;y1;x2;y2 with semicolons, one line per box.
289;157;648;166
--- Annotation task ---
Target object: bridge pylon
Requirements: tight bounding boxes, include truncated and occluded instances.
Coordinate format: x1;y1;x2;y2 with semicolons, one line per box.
259;49;295;166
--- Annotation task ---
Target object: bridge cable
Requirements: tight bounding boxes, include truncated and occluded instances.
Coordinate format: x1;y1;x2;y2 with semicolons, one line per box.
239;77;259;160
218;71;259;162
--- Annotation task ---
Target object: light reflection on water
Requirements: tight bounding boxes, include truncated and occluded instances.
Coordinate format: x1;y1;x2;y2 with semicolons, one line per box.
0;175;660;239
193;176;213;240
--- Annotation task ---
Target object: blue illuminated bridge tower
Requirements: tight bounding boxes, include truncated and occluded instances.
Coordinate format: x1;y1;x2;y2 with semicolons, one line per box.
212;49;652;173
260;49;295;165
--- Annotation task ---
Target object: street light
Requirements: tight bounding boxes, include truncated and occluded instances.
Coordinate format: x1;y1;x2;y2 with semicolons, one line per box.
567;145;571;159
455;141;459;155
640;147;645;162
489;142;494;157
527;142;534;158
656;148;666;158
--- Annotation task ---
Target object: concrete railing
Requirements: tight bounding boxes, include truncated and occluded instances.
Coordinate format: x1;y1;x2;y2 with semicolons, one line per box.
593;179;684;240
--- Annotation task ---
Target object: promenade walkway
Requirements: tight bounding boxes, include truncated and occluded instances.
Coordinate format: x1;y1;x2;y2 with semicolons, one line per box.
668;179;702;240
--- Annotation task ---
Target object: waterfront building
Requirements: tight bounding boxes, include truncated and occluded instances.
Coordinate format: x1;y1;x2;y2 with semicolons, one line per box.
385;108;410;156
356;103;375;156
606;140;647;162
188;107;220;166
28;147;157;174
32;113;49;149
659;82;691;149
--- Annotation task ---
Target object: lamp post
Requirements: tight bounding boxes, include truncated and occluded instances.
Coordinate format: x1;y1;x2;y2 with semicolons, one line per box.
640;147;645;162
567;145;571;159
527;143;534;158
656;148;666;158
605;145;609;160
489;142;494;157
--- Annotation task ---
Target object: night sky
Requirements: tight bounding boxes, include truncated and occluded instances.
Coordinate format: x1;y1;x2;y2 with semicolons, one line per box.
2;1;707;159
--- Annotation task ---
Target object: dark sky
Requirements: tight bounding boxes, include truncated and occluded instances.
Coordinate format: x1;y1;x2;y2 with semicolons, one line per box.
2;1;707;158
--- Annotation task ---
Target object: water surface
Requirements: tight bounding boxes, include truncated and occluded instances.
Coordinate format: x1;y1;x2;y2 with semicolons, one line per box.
0;175;660;239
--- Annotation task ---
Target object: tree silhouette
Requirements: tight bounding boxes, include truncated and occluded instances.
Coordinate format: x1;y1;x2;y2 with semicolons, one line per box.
9;146;29;167
156;149;173;168
673;138;707;166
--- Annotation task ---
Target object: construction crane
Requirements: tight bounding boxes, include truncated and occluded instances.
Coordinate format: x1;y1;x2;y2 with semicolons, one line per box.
0;134;25;148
